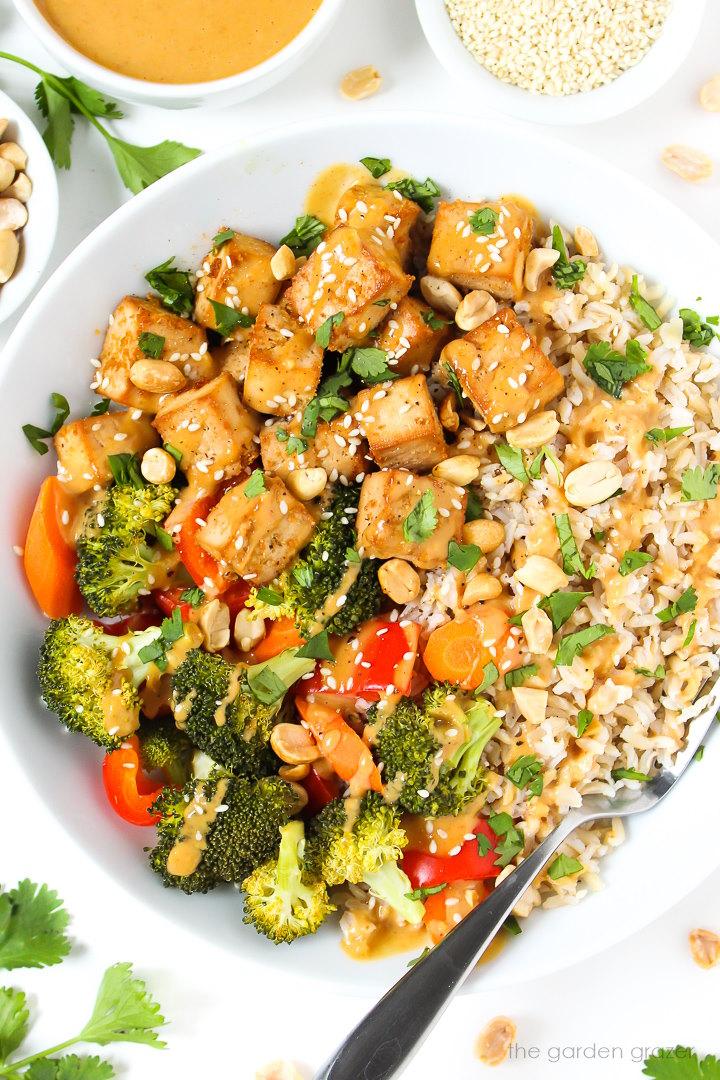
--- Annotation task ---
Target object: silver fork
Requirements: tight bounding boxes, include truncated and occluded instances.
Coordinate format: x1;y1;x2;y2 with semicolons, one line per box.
316;679;720;1080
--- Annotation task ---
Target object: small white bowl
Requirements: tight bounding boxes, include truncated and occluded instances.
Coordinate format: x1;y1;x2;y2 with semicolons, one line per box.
415;0;707;125
11;0;346;110
0;90;58;328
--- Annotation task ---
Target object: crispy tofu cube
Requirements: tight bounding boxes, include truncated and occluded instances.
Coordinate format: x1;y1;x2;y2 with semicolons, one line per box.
355;375;446;472
153;372;260;481
213;328;252;385
442;308;564;433
357;471;465;569
96;296;213;412
243;304;323;417
427;200;533;301
375;296;452;376
260;413;367;484
284;226;412;351
194;232;281;330
335;183;421;269
197;475;315;585
55;410;157;494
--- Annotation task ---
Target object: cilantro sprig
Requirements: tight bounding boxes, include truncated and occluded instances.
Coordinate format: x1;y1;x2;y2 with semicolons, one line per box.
280;214;326;258
551;226;586;289
403;491;437;543
555;514;596;580
583;339;652;398
22;393;70;455
629;275;662;331
386;176;441;214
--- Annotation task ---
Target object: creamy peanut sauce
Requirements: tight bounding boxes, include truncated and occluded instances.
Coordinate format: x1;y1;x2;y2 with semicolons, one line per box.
35;0;321;85
304;163;410;225
166;778;229;878
308;562;362;638
101;672;138;738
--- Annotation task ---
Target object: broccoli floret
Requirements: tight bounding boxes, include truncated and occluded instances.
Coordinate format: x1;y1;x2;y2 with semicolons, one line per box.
149;775;296;894
38;615;163;748
283;485;383;636
368;684;502;817
242;820;334;943
245;572;295;623
140;721;192;786
171;647;315;776
363;862;424;927
76;480;178;617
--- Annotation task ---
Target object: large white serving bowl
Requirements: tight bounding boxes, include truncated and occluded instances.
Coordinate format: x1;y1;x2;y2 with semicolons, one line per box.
11;0;346;110
2;112;719;993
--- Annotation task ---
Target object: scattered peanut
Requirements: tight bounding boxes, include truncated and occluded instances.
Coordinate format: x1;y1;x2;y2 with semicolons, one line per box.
573;225;599;258
197;598;230;652
141;447;177;484
462;518;505;553
661;144;713;183
0;142;27;170
523;247;560;291
463;572;502;605
432;454;481;486
521;605;554;654
129;358;188;393
0;229;19;284
506;410;559;450
287;781;309;815
378;558;421;604
475;1016;517;1067
564;460;622;508
439;392;460;432
270;723;321;765
699;75;720;112
515;555;568;595
234;611;266;653
285;466;327;501
270;244;297;281
420;274;462;314
512;686;548;725
455;289;497;331
278;762;310;782
689;928;720;969
0;198;28;231
4;172;31;202
340;65;382;101
0;159;14;193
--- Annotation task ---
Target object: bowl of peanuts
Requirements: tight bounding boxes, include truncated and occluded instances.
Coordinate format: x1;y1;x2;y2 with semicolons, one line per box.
0;89;59;327
415;0;707;125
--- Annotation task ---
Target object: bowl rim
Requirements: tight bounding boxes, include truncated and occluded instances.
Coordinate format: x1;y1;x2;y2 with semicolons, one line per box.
11;0;346;100
414;0;707;125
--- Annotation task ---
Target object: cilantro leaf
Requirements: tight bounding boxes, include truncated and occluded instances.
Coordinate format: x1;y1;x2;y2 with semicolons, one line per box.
386;176;441;214
247;667;289;706
108;137;200;195
179;587;204;607
26;1056;115;1079
345;547;361;564
496;442;528;484
0;987;29;1063
583;339;652;398
681;464;720;502
634;664;665;679
555;625;615;667
554;514;596;579
469;207;499;235
256;587;284;606
488;813;524;868
0;881;70;970
36;79;74;169
538;590;590;632
212;228;235;248
137;332;165;359
447;541;481;573
551;225;586;289
465;490;483;522
403;491;437;543
296;629;334;662
209;299;253;338
656;586;697;623
643;1046;720;1079
679;308;719;350
506;754;543;797
547;854;583;880
683;618;697;648
107;453;144;489
504;664;538;689
476;661;499;694
301;370;352;437
316;312;345;349
78;962;166;1048
612;767;651;782
137;608;183;673
422;309;450;331
405;883;447;902
347;347;397;383
576;708;593;737
90;398;111;416
244;470;266;499
163;443;182;464
22;392;71;454
144;258;194;317
280;214;326;258
360;156;391;179
476;832;493;857
645;426;691;444
618;550;654;576
629;275;662;331
444;362;465;407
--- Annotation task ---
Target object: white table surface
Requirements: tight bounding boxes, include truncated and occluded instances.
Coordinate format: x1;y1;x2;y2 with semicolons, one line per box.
1;2;720;1077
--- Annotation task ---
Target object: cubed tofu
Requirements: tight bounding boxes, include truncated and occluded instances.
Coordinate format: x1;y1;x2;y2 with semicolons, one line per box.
194;232;281;330
197;475;315;585
442;308;564;433
213;328;252;385
96;296;213;412
355;375;446;472
335;183;421;269
55;410;157;494
357;471;465;569
374;296;452;376
260;413;367;484
153;372;260;481
427;200;533;301
284;226;412;351
243;304;323;417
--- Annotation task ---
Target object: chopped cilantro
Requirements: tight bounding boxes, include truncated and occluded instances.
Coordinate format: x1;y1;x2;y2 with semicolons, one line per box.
209;299;253;337
137;331;165;358
538;590;590;632
244;469;266;499
496;442;529;484
583;339;652;398
645;426;691;444
212;228;235;248
316;311;345;349
576;709;593;737
360;156;391;179
504;664;538;689
547;854;583;880
469;207;498;235
422;309;450;331
405;883;447;902
611;767;651;782
551;225;586;289
403;491;437;543
618;550;653;576
555;513;596;579
629;275;662;331
447;540;481;573
681;463;720;502
145;257;194;317
656;586;697;623
679;307;719;349
296;629;334;662
555;624;615;667
386;176;441;214
476;661;499;694
280;214;326;258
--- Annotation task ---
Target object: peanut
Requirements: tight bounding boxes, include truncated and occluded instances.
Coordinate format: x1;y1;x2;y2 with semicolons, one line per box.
564;460;622;508
689;928;720;969
378;558;421;604
270;244;297;281
573;225;599;258
699;75;720;112
0;143;27;170
4;172;31;202
455;289;497;331
506;410;559;450
515;555;568;596
141;447;176;484
521;605;553;654
0;229;19;284
512;687;547;725
661;144;713;183
432;454;481;486
270;723;321;765
130;358;187;393
340;66;382;101
0;159;14;193
420;275;462;315
523;247;560;291
0;198;28;231
197;599;230;652
285;467;327;501
234;611;266;653
439;392;459;432
462;572;502;605
475;1017;517;1067
462;518;505;553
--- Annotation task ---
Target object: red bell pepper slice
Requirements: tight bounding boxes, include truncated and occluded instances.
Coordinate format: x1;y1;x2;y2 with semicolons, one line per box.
175;494;228;593
401;819;501;888
302;764;342;815
102;736;165;826
298;619;421;702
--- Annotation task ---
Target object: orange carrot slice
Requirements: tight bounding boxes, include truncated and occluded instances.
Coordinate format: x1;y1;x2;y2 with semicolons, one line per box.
296;699;383;795
423;606;520;690
252;617;305;662
24;477;83;619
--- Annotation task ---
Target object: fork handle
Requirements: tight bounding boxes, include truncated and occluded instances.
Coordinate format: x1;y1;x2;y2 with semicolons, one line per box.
315;811;583;1080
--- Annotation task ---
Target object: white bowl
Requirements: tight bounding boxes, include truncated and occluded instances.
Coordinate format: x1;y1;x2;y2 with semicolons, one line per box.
11;0;346;110
2;112;720;994
415;0;707;125
0;90;58;326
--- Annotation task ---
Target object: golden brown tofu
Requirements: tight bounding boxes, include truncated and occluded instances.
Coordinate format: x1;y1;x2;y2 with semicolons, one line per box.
284;226;413;351
356;471;466;569
260;414;367;484
213;328;252;385
194;232;281;330
197;474;315;585
427;200;533;301
442;308;564;433
355;375;446;472
153;372;260;481
55;410;157;495
374;296;452;376
243;304;323;417
96;296;213;412
335;183;421;269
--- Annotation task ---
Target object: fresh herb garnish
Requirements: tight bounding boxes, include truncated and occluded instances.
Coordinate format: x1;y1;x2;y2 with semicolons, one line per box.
488;813;525;868
506;754;544;797
386;176;441;214
619;550;654;576
0;880;70;970
405;883;447;902
496;442;529;484
528;445;562;483
645;426;691;444
681;463;720;502
403;491;438;543
656;585;697;623
555;625;615;667
407;946;432;968
465;490;483;522
551;225;586;289
163;443;183;464
547;854;583;880
287;435;308;456
296;629;334;662
90;398;111;416
576;708;593;737
345;547;361;564
256;587;285;607
583;339;652;398
280;214;326;258
593;529;606;542
179;586;204;607
212;228;235;248
293;564;314;589
360;156;391;179
555;513;596;579
476;832;492;857
683;619;697;648
346;346;397;383
244;469;266;499
538;590;590;632
316;311;345;349
634;664;665;679
447;540;481;573
247;666;289;706
107;453;145;489
476;661;499;694
469;207;499;236
679;307;719;349
22;392;70;455
145;258;194;317
695;746;705;762
643;1046;720;1079
504;664;539;689
629;275;662;331
137;331;165;359
137;608;184;672
504;915;522;936
209;299;253;337
422;309;450;331
611;767;651;782
301;369;352;438
444;362;465;407
147;522;174;552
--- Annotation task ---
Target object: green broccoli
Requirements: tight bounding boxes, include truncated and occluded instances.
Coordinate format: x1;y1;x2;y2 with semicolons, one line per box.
149;775;296;894
282;484;383;636
171;647;315;776
38;615;164;748
242;820;335;943
139;721;192;786
76;479;178;617
368;684;502;817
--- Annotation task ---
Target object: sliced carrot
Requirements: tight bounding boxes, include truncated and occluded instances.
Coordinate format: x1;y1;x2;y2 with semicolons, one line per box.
252;617;305;662
24;476;83;619
423;605;521;690
296;699;383;795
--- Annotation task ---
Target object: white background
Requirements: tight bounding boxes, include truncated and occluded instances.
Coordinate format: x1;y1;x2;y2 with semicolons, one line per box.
1;1;720;1077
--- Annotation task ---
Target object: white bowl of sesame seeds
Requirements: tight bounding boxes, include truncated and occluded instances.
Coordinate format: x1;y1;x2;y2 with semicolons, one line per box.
415;0;707;125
